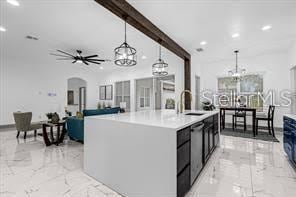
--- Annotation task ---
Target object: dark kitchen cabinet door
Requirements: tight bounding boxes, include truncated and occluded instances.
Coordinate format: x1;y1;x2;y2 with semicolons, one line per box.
177;127;191;147
177;127;191;197
284;117;294;160
209;126;214;152
177;165;190;197
177;142;190;175
213;117;219;147
203;127;209;163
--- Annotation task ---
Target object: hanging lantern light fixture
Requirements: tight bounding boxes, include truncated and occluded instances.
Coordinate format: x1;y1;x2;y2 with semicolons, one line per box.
152;44;168;76
228;50;246;82
114;20;137;67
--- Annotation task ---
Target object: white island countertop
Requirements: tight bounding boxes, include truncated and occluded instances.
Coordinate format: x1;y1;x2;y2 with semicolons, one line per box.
86;109;219;130
84;109;220;197
284;114;296;120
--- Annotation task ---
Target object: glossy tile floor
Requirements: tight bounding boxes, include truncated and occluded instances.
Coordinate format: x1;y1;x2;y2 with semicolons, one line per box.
0;129;295;197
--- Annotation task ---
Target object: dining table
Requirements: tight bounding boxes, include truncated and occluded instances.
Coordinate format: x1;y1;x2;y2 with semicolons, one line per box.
219;106;257;137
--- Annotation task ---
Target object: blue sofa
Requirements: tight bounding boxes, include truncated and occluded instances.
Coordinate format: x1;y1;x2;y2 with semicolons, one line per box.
66;107;120;142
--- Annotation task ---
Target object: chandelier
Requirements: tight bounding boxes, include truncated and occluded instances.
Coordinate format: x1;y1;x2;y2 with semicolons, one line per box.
152;44;168;76
114;21;137;66
228;50;246;82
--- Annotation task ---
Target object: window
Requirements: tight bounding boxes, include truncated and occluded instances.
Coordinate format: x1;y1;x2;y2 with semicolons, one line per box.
139;87;151;108
115;80;131;111
217;74;263;111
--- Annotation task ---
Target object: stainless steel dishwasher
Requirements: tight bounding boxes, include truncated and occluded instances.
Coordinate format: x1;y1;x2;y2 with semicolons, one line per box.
190;122;204;185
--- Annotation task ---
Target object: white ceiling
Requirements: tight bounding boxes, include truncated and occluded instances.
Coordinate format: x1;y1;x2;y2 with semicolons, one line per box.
128;0;296;62
1;0;296;71
0;0;164;72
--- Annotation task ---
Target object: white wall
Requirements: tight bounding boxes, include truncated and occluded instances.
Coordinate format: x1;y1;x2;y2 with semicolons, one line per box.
191;54;202;110
97;50;184;112
289;40;296;67
199;50;291;128
0;58;99;125
289;40;296;114
0;45;183;125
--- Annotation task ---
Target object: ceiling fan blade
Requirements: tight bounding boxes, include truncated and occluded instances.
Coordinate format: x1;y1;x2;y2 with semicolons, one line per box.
87;60;101;65
50;53;71;58
86;59;105;62
84;55;98;59
57;50;75;57
83;60;89;65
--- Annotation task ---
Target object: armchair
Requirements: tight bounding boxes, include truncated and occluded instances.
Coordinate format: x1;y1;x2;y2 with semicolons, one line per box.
13;112;42;139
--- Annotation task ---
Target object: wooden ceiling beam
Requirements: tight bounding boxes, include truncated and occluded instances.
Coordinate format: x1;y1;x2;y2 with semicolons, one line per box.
94;0;192;109
94;0;191;60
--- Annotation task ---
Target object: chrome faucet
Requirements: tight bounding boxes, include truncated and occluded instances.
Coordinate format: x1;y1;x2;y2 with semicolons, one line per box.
179;90;192;113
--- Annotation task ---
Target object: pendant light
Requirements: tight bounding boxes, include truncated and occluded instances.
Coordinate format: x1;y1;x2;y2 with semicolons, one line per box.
152;44;168;76
228;50;246;82
114;20;137;66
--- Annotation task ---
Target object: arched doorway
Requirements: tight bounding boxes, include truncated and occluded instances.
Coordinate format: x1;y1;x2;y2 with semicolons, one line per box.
67;77;87;115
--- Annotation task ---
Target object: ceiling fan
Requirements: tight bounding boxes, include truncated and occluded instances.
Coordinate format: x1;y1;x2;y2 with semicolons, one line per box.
50;50;110;65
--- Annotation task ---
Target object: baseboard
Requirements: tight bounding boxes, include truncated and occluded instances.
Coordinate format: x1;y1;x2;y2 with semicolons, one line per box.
0;124;15;130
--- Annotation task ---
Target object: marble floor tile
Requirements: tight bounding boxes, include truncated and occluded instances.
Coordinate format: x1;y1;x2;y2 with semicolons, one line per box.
187;134;296;197
0;130;121;197
1;129;295;197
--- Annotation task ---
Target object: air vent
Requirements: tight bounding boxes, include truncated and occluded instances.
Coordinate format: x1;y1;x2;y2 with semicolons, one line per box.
25;35;39;40
196;48;204;52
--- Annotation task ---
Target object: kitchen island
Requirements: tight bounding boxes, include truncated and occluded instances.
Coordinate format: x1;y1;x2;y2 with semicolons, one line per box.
84;110;219;197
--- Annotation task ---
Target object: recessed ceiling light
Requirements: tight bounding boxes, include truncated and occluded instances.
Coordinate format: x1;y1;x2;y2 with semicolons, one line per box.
232;33;240;38
6;0;20;6
99;66;104;70
0;26;6;32
262;25;272;31
200;41;207;46
141;55;147;60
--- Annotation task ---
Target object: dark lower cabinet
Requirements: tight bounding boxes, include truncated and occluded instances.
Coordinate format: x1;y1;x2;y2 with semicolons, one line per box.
177;126;191;197
213;115;219;147
177;142;190;174
283;116;296;167
209;125;214;152
177;127;191;147
203;126;210;162
177;165;190;197
203;115;219;163
177;113;220;197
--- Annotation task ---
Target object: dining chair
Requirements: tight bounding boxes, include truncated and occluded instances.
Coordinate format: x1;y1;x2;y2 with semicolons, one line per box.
13;112;42;139
232;106;247;131
255;105;275;137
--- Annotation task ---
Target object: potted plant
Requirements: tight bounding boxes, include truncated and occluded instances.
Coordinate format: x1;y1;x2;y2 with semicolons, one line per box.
202;101;216;111
51;112;60;124
46;112;53;121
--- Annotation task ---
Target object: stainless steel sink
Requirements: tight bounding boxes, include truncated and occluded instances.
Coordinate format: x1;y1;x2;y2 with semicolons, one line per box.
185;113;205;116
